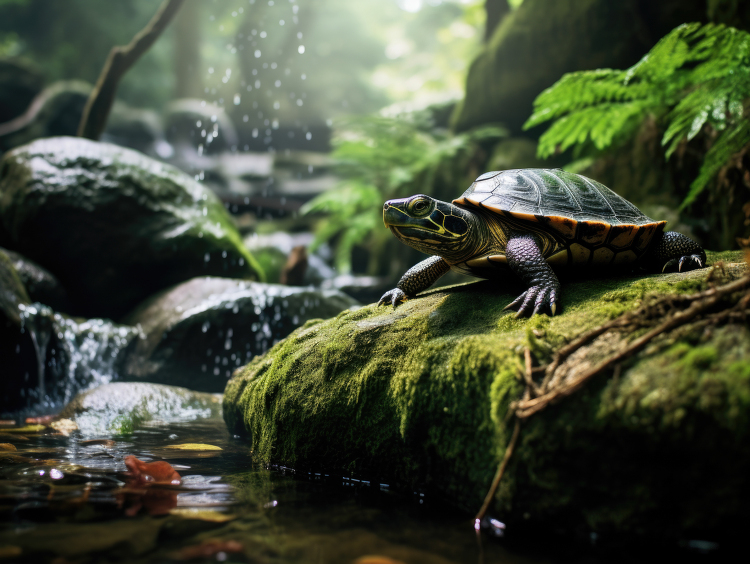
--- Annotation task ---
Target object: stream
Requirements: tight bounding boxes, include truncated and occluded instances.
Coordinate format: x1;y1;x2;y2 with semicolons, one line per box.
0;416;541;564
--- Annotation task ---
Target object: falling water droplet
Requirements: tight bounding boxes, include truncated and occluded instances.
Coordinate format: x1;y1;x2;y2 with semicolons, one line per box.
298;45;305;54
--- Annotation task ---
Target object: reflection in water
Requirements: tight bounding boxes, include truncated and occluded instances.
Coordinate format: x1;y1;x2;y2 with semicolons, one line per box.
0;418;533;564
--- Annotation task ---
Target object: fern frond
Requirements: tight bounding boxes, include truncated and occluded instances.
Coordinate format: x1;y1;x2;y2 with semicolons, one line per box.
680;119;750;209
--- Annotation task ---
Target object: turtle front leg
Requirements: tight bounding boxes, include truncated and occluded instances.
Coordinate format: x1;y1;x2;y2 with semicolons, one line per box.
640;231;707;273
378;255;450;307
504;233;561;317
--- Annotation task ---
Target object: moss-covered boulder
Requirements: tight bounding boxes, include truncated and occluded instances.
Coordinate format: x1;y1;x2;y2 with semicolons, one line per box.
451;0;706;133
121;277;359;392
224;251;750;539
0;137;262;319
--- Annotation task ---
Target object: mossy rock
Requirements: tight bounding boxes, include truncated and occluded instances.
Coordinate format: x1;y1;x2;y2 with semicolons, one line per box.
0;137;263;319
224;251;750;539
451;0;706;134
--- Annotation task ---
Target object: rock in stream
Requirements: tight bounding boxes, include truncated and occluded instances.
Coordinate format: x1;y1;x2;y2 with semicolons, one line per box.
121;277;360;392
224;251;750;540
0;136;263;319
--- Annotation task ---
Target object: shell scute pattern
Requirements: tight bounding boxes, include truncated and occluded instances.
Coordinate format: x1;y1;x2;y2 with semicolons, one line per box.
454;169;667;267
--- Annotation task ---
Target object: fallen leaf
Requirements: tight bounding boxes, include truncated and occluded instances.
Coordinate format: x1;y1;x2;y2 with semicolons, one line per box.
1;425;45;434
170;539;244;561
124;455;181;485
165;443;222;451
0;420;16;426
26;415;56;425
0;443;17;452
169;508;236;522
50;419;78;436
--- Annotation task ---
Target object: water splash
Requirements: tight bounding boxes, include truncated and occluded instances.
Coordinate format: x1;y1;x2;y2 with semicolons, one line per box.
14;303;140;414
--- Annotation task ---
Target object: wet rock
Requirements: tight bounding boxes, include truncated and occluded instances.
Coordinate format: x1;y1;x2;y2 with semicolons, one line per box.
451;0;707;133
0;80;91;153
102;103;174;160
59;382;222;435
224;251;750;539
320;274;393;305
0;137;263;319
164;99;238;156
0;59;45;124
0;247;70;312
2;302;139;415
244;231;336;285
0;249;37;414
121;277;359;392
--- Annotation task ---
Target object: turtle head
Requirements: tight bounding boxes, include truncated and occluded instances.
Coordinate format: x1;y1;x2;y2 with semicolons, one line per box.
383;194;475;261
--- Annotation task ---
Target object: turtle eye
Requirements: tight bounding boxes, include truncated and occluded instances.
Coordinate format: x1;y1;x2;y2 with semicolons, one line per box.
409;197;431;217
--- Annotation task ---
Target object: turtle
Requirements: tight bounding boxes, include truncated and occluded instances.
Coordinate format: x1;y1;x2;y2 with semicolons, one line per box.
377;168;706;316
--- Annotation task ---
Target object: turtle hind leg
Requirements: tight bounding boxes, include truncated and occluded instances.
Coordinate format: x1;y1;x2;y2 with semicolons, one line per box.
642;231;707;273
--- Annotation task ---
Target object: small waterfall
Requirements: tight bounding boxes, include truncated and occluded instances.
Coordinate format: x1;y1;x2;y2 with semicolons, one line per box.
15;303;140;414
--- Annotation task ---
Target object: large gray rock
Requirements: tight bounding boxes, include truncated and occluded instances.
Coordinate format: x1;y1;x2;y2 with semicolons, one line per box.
121;277;359;392
225;251;750;540
451;0;707;133
0;137;262;319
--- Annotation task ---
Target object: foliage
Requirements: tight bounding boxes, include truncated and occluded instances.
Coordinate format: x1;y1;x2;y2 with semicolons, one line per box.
525;23;750;209
301;114;506;272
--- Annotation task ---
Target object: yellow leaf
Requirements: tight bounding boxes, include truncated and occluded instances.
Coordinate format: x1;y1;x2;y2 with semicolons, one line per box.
0;444;16;452
165;443;222;451
169;508;235;522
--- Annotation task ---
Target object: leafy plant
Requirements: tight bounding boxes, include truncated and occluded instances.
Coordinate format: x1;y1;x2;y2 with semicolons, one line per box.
302;114;506;273
524;22;750;209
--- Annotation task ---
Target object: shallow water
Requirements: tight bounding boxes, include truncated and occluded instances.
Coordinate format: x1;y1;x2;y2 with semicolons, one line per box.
0;416;550;564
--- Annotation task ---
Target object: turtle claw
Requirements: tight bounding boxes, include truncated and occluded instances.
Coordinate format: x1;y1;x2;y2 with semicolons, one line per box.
663;254;705;273
678;254;704;272
507;285;559;317
378;288;407;308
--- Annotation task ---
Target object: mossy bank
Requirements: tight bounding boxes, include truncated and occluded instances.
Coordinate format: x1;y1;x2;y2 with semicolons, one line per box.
224;251;750;539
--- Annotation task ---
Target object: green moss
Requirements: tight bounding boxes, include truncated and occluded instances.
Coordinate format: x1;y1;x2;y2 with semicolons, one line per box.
224;252;750;536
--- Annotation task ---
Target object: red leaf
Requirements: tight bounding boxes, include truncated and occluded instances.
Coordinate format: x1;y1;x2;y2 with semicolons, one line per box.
124;455;181;485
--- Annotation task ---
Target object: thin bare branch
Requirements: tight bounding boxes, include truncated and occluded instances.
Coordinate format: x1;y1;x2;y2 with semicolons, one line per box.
77;0;185;140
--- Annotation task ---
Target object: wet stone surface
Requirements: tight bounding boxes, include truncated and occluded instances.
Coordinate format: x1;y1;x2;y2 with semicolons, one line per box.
121;277;360;392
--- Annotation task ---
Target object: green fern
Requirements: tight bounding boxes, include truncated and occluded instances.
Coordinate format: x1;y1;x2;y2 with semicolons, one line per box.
302;115;506;272
525;22;750;209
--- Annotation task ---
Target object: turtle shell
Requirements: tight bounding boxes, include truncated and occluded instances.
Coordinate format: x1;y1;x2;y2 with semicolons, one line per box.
453;169;666;267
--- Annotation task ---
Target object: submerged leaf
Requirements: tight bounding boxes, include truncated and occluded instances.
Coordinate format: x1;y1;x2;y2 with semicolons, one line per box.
169;508;236;522
124;455;181;485
0;443;17;451
165;443;222;451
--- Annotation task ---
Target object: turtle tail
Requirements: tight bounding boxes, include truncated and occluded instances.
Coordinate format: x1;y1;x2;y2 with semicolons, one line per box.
641;231;707;273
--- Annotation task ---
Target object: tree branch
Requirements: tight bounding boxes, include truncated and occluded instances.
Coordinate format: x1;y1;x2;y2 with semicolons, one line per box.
77;0;185;140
